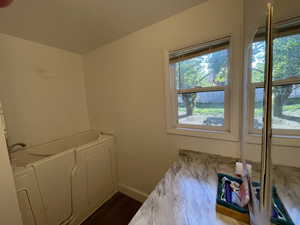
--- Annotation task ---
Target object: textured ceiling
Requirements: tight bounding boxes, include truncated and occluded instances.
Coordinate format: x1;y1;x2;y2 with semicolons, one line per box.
0;0;206;53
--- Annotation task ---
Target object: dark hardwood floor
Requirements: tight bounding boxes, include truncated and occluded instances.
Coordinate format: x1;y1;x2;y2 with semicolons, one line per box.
81;192;142;225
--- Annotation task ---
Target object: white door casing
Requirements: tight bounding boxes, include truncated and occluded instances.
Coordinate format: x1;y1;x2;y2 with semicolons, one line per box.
0;101;23;225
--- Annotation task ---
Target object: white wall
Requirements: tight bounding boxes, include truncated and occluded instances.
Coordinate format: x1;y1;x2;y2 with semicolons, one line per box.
84;0;244;194
0;33;90;147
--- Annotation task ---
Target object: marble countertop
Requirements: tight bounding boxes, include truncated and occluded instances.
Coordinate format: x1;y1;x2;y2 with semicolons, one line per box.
129;150;300;225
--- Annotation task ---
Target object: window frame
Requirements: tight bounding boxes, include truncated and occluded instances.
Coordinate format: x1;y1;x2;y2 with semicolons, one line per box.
248;21;300;137
166;37;232;135
248;77;300;136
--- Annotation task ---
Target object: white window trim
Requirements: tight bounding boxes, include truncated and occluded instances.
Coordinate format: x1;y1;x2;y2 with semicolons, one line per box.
247;80;300;147
164;37;239;142
248;77;300;135
246;133;300;148
246;33;300;147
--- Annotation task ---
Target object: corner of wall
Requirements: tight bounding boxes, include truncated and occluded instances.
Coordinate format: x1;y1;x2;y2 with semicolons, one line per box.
118;183;148;203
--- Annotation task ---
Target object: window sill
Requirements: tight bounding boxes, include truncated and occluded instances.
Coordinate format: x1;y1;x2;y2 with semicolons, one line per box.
166;127;239;142
246;133;300;148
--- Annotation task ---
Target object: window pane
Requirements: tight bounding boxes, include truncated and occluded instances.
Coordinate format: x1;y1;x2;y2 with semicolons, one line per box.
251;34;300;83
178;91;224;126
253;84;300;129
251;41;266;83
174;49;228;89
253;88;264;129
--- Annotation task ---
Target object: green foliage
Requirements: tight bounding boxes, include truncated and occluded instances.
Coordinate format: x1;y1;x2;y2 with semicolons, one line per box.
175;49;228;90
251;41;265;82
273;35;300;80
254;104;300;116
179;104;224;116
252;34;300;83
252;34;300;118
174;49;228;119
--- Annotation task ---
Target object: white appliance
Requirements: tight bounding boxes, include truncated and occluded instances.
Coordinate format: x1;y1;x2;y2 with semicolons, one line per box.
12;131;116;225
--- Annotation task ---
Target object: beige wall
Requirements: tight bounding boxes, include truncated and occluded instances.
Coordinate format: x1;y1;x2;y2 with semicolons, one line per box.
0;33;90;147
0;1;298;216
84;0;300;196
84;0;244;194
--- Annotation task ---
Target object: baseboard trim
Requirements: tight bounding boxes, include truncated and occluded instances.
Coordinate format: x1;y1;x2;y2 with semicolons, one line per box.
118;184;148;203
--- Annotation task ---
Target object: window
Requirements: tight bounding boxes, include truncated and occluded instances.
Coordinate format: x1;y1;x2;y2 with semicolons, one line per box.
249;19;300;135
168;37;231;131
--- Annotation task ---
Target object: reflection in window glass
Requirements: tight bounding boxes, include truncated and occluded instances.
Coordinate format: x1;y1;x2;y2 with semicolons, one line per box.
178;91;224;126
254;85;300;129
251;34;300;83
175;49;228;90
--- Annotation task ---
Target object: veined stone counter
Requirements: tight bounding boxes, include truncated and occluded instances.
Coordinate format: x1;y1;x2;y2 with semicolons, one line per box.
129;150;300;225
